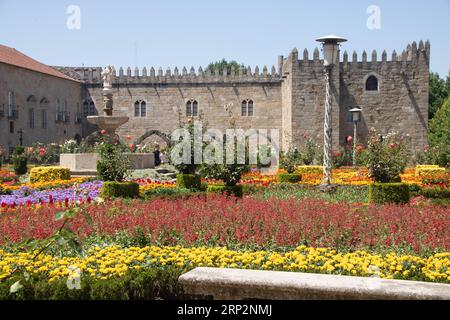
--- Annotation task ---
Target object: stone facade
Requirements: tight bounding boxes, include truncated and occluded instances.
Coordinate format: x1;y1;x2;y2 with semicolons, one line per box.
0;62;83;156
1;39;429;157
56;40;430;153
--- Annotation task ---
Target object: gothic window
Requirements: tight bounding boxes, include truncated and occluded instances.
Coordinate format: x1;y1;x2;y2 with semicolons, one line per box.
365;75;379;91
41;110;47;129
186;100;198;117
29;108;35;129
241;99;254;116
134;100;146;117
89;101;96;115
7;91;14;116
83;101;89;117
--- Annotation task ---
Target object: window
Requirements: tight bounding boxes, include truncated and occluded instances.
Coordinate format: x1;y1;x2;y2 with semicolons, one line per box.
89;101;95;115
134;100;146;117
186;100;198;117
29;109;35;129
83;101;89;117
42;110;47;129
365;75;379;91
241;99;254;116
7;91;14;116
9;121;14;134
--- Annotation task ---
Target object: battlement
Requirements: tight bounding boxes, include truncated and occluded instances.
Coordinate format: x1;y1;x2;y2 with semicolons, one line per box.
280;40;430;74
53;65;281;85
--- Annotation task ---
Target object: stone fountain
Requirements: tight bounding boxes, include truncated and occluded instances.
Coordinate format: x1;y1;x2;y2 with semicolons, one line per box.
60;65;154;175
86;65;129;135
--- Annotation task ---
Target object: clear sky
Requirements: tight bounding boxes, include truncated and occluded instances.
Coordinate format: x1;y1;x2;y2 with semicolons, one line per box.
0;0;449;76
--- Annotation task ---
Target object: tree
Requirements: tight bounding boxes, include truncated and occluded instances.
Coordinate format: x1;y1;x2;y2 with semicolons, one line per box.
206;59;245;75
428;96;450;167
429;72;449;119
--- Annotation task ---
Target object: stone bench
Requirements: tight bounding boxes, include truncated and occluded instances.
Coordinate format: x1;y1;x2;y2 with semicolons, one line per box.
178;267;450;300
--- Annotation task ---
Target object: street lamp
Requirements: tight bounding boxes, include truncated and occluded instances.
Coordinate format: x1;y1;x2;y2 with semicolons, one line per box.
316;35;347;190
349;107;362;167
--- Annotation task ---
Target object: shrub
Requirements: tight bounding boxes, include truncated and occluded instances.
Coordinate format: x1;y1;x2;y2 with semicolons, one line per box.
176;174;201;189
143;187;202;200
206;184;243;197
368;183;410;204
97;143;130;182
101;181;140;198
29;166;70;183
297;165;323;175
420;188;450;199
365;129;409;183
279;149;301;173
276;173;302;183
428;96;450;167
415;165;446;177
12;146;28;175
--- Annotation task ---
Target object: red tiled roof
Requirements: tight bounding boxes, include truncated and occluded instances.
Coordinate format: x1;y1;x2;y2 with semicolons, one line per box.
0;44;79;82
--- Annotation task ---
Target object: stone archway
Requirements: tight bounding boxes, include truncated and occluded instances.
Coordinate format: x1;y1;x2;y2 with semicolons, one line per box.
134;130;172;147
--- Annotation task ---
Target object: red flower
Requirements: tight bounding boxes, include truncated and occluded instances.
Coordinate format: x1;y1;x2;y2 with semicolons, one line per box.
38;148;47;157
346;136;353;143
356;144;364;152
100;129;107;135
389;143;397;149
129;144;136;152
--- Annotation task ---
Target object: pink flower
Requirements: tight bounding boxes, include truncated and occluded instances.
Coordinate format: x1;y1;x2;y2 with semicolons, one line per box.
389;143;397;149
346;136;353;143
129;144;136;152
38;148;46;156
100;129;107;135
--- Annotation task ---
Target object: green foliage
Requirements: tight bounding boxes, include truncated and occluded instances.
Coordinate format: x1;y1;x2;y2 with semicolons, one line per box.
206;59;245;75
176;174;201;190
0;267;187;300
101;182;140;199
276;173;302;183
365;130;409;183
279;149;301;174
12;146;28;175
206;184;244;198
420;187;450;199
368;183;410;204
429;72;449;119
300;138;321;165
169;120;200;174
428;97;450;167
97;143;130;182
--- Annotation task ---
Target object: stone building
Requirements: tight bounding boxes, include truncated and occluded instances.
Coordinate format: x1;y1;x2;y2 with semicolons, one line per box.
0;44;83;156
1;39;430;156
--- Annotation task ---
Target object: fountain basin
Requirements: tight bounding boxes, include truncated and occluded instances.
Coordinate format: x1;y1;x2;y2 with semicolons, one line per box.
60;153;155;176
87;116;129;134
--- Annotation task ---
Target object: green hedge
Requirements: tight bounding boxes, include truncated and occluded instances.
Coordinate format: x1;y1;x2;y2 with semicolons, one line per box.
420;188;450;199
101;182;140;199
206;184;244;198
176;174;201;190
368;183;410;204
276;173;302;183
0;267;194;300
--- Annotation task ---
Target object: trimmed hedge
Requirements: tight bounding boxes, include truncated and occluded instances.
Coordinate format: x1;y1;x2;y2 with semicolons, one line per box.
101;182;140;198
30;166;71;183
420;188;450;199
206;184;244;198
276;173;302;183
368;183;410;204
176;174;201;190
12;146;27;176
415;165;446;177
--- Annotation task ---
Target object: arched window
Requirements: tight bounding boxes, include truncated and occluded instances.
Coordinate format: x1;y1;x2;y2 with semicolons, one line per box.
134;100;146;117
83;101;89;117
241;99;254;116
365;75;379;91
186;100;198;117
88;101;96;115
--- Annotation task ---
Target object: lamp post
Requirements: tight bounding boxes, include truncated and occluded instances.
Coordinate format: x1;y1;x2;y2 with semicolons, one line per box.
349;107;362;167
17;128;24;146
316;35;347;190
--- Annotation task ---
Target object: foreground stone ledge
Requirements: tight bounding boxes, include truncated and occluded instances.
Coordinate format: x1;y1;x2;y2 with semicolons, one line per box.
178;267;450;300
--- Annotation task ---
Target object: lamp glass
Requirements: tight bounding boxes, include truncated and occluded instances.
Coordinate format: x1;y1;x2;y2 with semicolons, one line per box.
350;108;362;122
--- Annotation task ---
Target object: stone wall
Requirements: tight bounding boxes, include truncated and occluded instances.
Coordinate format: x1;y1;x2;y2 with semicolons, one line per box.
0;63;83;156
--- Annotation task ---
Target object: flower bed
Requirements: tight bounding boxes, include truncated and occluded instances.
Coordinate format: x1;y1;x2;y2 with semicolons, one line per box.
0;196;448;254
0;245;449;288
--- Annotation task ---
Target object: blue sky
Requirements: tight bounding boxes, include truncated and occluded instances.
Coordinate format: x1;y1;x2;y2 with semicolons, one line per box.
0;0;449;76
